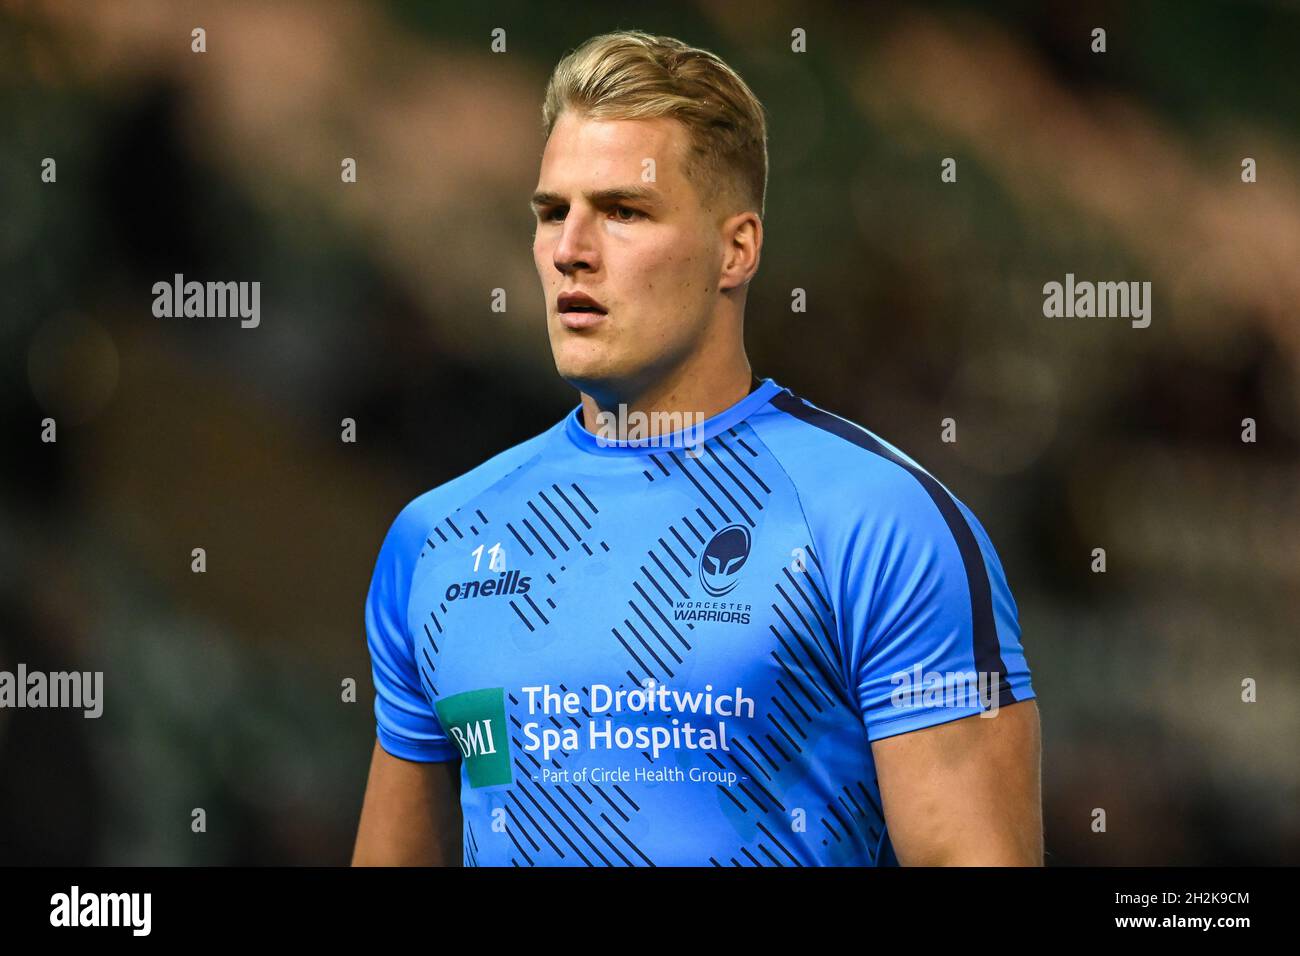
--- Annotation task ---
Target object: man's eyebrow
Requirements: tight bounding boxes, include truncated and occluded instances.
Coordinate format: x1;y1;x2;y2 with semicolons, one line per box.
529;185;661;211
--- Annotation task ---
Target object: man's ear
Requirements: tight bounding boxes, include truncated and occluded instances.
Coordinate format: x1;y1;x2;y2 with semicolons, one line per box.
718;210;763;292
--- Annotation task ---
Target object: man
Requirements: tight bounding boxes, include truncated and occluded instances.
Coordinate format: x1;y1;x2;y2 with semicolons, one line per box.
353;31;1041;867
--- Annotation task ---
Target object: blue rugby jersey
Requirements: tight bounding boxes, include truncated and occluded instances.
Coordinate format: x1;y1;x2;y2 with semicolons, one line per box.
363;378;1035;866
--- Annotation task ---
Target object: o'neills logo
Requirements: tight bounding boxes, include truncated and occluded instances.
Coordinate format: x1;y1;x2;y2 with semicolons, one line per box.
445;570;532;602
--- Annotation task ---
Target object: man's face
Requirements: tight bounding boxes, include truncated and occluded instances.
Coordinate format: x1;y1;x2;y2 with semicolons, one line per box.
531;111;724;399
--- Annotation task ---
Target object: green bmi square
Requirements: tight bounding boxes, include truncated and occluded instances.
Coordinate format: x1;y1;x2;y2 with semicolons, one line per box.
434;688;513;788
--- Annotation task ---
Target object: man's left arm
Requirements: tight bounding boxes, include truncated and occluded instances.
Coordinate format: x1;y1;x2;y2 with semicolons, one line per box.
872;699;1043;866
821;461;1041;865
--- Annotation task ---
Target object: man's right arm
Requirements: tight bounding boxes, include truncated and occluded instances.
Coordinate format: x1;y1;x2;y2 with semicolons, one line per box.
358;496;465;865
352;739;462;866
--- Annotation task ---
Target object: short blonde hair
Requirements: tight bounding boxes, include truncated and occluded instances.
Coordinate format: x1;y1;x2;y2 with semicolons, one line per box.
542;31;768;218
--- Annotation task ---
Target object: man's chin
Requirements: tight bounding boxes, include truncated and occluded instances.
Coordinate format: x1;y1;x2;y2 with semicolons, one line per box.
555;367;612;396
553;345;615;386
553;357;628;401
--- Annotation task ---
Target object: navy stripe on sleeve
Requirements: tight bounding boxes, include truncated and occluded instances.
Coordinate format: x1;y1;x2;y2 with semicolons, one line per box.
769;390;1017;707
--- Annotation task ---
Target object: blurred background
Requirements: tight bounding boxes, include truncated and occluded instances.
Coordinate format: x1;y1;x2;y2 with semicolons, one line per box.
1;0;1296;865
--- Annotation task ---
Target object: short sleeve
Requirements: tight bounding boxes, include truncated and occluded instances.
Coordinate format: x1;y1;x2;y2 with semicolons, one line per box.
364;504;460;762
838;469;1035;742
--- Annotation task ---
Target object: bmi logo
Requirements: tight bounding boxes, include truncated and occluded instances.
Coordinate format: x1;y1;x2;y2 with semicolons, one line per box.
434;688;513;788
699;524;751;596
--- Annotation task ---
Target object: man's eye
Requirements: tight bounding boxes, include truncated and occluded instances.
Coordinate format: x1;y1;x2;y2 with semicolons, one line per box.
538;205;641;223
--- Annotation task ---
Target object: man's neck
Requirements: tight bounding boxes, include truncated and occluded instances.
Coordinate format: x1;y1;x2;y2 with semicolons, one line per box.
577;363;757;439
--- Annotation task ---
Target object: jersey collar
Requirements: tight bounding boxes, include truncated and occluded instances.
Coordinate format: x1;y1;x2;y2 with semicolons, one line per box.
562;378;784;456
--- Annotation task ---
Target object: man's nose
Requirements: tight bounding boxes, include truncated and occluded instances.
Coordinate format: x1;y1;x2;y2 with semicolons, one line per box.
553;210;599;274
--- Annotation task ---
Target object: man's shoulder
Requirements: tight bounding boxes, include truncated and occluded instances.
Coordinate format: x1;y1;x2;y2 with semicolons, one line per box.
749;385;944;517
750;385;1007;602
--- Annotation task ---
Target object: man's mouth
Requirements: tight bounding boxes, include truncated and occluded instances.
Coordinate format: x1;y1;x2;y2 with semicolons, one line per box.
557;292;607;314
557;291;608;329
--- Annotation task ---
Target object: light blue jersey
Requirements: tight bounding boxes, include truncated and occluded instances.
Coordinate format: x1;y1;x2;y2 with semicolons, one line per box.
364;379;1035;866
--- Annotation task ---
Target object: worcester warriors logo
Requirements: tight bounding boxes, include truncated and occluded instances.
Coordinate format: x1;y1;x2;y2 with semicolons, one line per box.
699;524;751;596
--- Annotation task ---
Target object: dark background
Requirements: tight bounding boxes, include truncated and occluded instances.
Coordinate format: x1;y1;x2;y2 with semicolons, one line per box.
1;0;1296;864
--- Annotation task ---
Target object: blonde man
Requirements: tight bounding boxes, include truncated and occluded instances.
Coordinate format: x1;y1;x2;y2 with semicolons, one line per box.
354;31;1042;867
